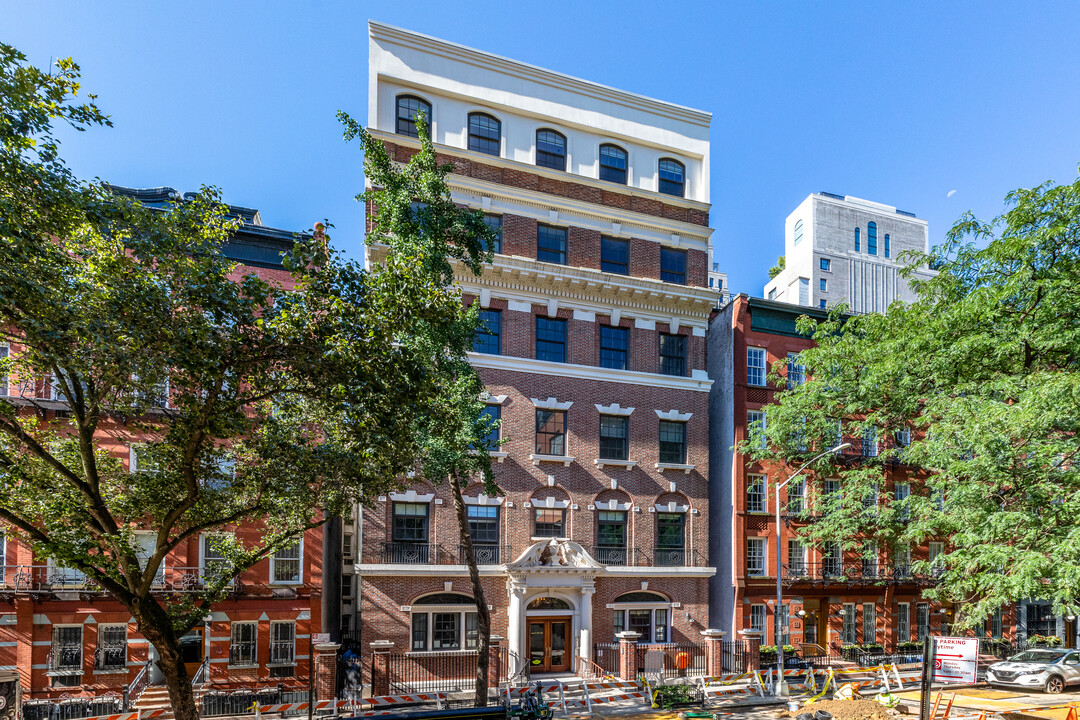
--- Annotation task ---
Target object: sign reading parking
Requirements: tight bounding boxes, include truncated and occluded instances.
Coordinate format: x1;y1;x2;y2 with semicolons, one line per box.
932;637;979;684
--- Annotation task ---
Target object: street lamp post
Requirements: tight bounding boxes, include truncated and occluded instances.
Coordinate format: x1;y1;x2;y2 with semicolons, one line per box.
774;442;850;696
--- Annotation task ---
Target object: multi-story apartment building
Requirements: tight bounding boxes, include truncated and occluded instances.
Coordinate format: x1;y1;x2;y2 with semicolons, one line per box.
764;193;934;314
0;188;324;707
707;294;1016;650
355;23;719;678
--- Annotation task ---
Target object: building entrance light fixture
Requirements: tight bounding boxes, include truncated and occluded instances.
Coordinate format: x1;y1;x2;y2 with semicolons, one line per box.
774;442;850;696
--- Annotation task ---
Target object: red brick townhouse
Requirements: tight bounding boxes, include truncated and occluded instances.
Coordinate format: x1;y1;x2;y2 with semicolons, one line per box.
0;188;325;709
707;294;1018;654
351;23;725;680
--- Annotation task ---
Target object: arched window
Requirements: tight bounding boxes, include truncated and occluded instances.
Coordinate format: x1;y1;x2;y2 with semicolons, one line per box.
536;129;567;170
468;112;500;156
396;95;431;139
867;222;878;255
611;592;671;643
599;144;628;184
793;219;804;246
410;593;478;652
854;227;861;252
527;597;571;611
884;233;890;258
658;158;685;197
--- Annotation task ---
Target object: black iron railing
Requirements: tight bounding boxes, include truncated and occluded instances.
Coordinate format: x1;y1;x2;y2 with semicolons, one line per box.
593;642;621;675
720;639;749;673
591;545;629;566
382;650;497;694
635;642;707;678
23;696;122;720
201;687;308;717
458;544;509;565
229;641;258;666
782;562;935;583
652;547;703;567
380;542;435;564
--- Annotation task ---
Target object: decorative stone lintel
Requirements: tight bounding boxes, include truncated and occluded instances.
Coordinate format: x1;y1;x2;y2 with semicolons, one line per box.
655;462;695;474
530;453;575;467
594;458;637;470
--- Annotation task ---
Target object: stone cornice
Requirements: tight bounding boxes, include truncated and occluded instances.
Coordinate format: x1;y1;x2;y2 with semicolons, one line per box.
468;353;713;393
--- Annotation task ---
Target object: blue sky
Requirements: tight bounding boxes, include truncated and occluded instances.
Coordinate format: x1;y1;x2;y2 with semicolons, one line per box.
5;1;1080;296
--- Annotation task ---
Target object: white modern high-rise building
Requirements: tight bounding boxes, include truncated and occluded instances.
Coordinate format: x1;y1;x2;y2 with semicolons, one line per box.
763;192;934;314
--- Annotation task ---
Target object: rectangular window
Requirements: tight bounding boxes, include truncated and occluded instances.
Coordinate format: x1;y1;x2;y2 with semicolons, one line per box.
271;541;301;584
392;503;429;543
534;508;565;538
787;353;805;388
658;421;687;464
862;427;879;457
819;299;827;309
989;608;1003;639
819;278;828;292
600;236;629;275
629;609;653;643
597;511;627;557
787;479;805;513
747;537;766;576
411;613;428;651
473;309;501;355
820;258;831;271
656;513;685;566
787;540;805;575
481;214;502;254
862;541;878;577
746;347;766;386
897;604;911;643
780;604;791;646
599;415;629;460
537;225;567;264
894;483;910;520
465;612;480;650
916;603;929;642
95;624;126;672
799;277;809;305
433;613;461;650
895;427;911;446
750;605;767;634
895;545;912;577
201;533;230;584
230;622;258;666
929;541;944;576
467;505;500;546
746;474;766;513
842;604;857;645
659;334;687;377
535;317;567;363
822;541;842;576
535;409;567;456
863;483;879;513
768;289;777;300
747;410;766;450
479;404;501;450
660;247;687;284
654;608;669;643
599;325;629;370
863;604;876;644
885;234;890;258
269;621;296;668
51;626;83;676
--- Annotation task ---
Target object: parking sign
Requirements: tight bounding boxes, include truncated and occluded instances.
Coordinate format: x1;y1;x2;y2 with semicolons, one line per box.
932;637;979;684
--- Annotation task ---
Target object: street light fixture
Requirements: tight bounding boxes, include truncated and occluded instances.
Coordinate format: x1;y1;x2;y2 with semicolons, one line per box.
774;442;850;696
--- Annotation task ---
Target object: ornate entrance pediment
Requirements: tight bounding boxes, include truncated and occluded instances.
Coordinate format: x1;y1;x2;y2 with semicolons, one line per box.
508;539;604;571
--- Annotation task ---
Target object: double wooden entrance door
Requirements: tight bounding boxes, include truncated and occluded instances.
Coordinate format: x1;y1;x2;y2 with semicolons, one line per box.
528;618;570;673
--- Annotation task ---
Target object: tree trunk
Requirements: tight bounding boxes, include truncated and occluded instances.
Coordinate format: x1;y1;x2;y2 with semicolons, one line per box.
131;601;201;720
450;473;491;707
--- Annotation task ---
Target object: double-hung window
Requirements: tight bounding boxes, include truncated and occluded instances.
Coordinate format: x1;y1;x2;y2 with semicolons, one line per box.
599;415;629;460
95;624;126;672
269;621;296;677
535;409;567;456
746;474;766;513
658;159;685;197
599;144;628;184
467;505;500;563
600;236;629;274
862;541;879;577
536;317;567;363
747;347;766;386
537;225;567;264
396;95;431;138
271;541;302;584
200;533;231;585
534;508;565;538
481;214;502;254
863;604;876;643
656;513;685;566
50;626;83;685
842;604;857;644
787;352;805;388
230;622;257;667
786;479;805;513
747;410;766;450
659;334;687;376
410;594;479;652
660;247;687;285
658;421;687;464
916;602;929;642
468;113;500;156
391;503;429;563
599;325;629;370
536;129;566;170
750;604;767;633
862;426;879;457
597;511;627;565
897;603;911;642
787;539;806;576
479;404;501;450
822;541;842;576
820;258;831;271
894;483;910;520
473;309;501;355
747;537;766;576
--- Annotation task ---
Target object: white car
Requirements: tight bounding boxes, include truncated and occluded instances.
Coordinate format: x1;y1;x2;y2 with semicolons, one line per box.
986;649;1080;694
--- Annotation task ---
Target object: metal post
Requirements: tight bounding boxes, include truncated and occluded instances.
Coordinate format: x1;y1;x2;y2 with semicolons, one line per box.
919;635;932;720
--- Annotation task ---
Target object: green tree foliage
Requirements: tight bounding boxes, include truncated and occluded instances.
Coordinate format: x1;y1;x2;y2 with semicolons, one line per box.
750;168;1080;631
338;110;501;704
0;46;489;719
768;255;785;279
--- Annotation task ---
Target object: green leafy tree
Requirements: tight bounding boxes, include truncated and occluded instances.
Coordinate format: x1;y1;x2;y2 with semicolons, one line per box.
338;111;502;705
750;167;1080;631
0;46;488;719
768;255;785;279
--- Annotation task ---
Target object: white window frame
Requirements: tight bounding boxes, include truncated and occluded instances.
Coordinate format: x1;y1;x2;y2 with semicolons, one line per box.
746;474;767;513
897;603;911;643
269;539;303;585
612;604;671;644
747;410;766;450
862;604;876;644
787;539;806;576
786;352;806;388
94;623;128;673
0;343;8;396
268;620;297;666
134;530;165;585
229;621;258;667
750;604;767;634
50;624;84;676
916;602;930;642
862;426;878;457
928;541;944;576
822;541;842;576
199;532;234;586
894;483;911;520
129;443;159;474
45;557;87;587
786;478;805;513
842;603;857;645
410;605;480;652
747;537;766;577
746;347;767;386
862;541;879;577
895;544;912;577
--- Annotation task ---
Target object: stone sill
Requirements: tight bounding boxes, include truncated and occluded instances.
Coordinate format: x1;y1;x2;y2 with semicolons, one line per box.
529;454;575;467
593;458;637;470
655;462;695;474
